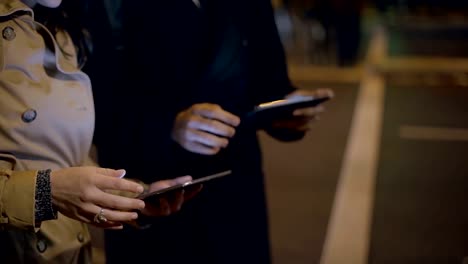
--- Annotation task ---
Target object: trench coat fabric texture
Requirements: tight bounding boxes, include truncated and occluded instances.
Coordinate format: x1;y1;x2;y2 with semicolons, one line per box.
0;1;94;263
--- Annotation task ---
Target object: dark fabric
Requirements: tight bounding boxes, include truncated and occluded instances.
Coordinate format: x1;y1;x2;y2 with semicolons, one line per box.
82;0;124;157
87;0;294;263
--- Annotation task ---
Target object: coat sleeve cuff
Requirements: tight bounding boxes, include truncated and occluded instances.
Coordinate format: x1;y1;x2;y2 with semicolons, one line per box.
1;169;38;230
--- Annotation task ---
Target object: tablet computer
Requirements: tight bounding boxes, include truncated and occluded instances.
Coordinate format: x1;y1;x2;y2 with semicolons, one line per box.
246;95;331;125
137;170;232;201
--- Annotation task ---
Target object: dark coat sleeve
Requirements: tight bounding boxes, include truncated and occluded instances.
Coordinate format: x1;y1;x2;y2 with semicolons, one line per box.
248;0;296;105
248;0;305;141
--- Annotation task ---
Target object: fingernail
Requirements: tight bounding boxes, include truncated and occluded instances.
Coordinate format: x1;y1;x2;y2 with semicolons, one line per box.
132;213;139;219
118;169;126;179
139;201;146;209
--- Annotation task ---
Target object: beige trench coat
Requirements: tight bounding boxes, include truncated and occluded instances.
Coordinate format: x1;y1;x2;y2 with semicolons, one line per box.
0;1;95;263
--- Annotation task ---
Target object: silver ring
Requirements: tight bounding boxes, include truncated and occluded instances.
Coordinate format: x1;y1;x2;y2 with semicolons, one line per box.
93;208;107;224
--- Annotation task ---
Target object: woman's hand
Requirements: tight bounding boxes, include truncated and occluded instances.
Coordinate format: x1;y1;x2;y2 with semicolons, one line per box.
172;103;240;155
50;167;146;229
140;176;202;217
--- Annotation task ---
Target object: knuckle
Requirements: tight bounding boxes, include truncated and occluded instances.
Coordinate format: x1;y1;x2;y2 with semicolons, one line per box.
120;198;138;209
189;114;200;121
116;179;128;190
209;119;220;126
80;193;89;202
208;120;219;131
113;212;128;221
80;173;93;185
185;130;196;142
193;103;203;109
107;178;119;190
207;104;220;112
118;212;134;221
193;104;209;113
120;180;134;190
80;189;93;201
107;200;119;209
187;117;202;129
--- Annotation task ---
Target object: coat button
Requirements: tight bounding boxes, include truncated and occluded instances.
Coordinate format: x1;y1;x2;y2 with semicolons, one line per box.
2;26;15;41
77;232;85;243
21;109;37;123
36;239;47;253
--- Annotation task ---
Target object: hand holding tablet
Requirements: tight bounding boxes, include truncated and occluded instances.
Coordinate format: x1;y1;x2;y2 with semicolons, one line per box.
138;170;232;202
247;89;333;129
125;170;231;228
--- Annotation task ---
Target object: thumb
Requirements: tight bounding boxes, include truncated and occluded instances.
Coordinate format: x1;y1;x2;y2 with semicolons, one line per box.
149;180;175;192
173;176;192;185
97;168;126;178
149;176;191;192
314;89;334;98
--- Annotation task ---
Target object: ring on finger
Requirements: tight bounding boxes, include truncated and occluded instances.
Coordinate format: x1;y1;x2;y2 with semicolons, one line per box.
93;208;108;224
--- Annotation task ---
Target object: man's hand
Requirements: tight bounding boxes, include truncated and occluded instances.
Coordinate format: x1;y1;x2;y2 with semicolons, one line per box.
270;89;334;132
172;103;241;155
140;176;202;217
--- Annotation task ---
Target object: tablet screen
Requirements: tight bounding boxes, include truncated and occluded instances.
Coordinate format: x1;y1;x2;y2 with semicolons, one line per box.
138;170;232;200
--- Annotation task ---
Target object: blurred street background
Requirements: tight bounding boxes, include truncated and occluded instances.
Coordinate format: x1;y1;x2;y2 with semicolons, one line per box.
263;1;468;263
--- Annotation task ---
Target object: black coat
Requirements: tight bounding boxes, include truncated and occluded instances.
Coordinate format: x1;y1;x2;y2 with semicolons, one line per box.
87;0;295;263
